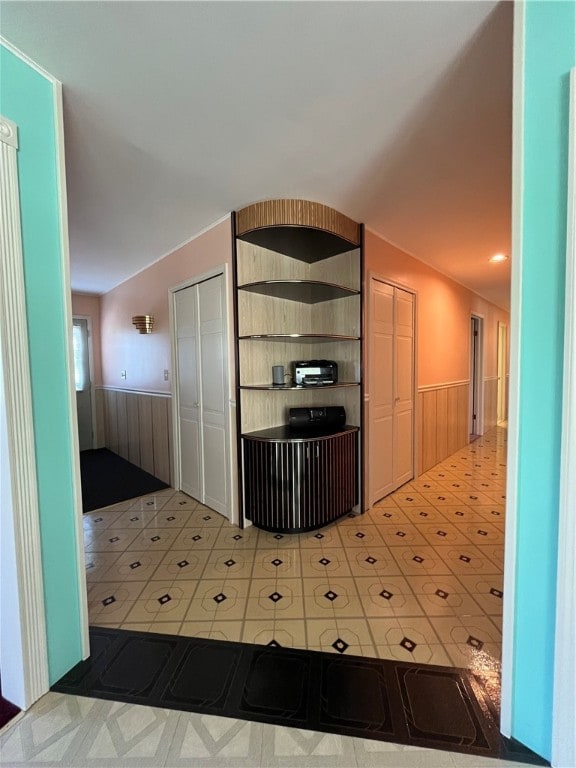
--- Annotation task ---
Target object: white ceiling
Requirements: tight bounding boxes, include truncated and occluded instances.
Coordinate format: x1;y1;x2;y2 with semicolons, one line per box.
2;1;512;308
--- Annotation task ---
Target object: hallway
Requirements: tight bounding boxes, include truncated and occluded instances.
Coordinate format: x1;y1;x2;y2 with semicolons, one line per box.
83;427;506;671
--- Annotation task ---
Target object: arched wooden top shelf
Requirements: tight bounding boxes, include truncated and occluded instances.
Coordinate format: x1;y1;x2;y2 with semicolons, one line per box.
235;199;361;262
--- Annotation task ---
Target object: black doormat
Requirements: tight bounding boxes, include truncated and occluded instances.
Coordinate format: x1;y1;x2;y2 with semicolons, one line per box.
80;449;169;512
0;676;20;730
52;627;548;765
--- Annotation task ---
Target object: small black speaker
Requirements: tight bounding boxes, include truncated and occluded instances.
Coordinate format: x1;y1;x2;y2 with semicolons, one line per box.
288;406;346;430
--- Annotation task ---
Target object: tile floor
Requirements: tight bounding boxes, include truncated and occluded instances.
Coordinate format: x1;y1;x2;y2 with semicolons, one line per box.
84;427;506;672
0;690;526;768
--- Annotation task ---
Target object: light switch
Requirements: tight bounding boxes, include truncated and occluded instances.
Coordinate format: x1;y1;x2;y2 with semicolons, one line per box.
121;370;126;379
164;369;169;381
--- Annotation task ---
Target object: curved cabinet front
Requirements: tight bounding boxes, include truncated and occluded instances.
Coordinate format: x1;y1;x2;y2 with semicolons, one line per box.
242;427;358;533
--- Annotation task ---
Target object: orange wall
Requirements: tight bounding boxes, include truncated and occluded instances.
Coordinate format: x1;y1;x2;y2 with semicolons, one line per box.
71;292;103;385
100;218;231;392
365;228;509;387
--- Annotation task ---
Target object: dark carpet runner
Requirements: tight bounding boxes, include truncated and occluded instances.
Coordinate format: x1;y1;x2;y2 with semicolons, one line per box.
52;627;548;765
80;448;169;512
0;676;20;731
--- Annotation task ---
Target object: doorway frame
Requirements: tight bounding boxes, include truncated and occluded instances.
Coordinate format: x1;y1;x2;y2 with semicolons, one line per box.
168;264;236;523
365;271;418;505
72;314;96;450
497;321;508;424
469;313;485;436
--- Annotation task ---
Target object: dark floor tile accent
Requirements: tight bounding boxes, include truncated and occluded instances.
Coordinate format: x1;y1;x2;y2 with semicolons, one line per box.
52;627;549;765
163;642;241;711
320;657;393;734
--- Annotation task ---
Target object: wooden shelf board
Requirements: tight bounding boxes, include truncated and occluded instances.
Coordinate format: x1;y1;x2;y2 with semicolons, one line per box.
238;280;358;303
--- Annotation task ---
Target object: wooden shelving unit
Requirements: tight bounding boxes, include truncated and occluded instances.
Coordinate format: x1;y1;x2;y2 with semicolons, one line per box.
233;199;364;531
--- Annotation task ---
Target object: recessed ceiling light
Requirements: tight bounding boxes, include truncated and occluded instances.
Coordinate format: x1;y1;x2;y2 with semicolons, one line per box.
490;253;508;263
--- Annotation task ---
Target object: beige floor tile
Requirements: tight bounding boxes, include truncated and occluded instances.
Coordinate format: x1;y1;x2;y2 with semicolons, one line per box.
305;618;341;650
248;577;281;601
389;546;454;576
244;596;278;621
195;578;252;600
83;509;125;531
146;622;182;636
188;620;244;642
251;548;302;577
429;615;502;655
84;551;121;578
376;523;429;547
184;593;247;622
274;587;304;622
121;622;151;632
85;528;140;553
145;509;194;528
106;509;161;529
303;578;362;619
345;547;404;577
128;527;182;551
444;642;502;668
366;506;412;524
371;494;400;509
333;617;377;647
353;576;424;618
461;522;503;545
368;616;442;650
212;526;260;549
416;523;474;547
339;525;386;549
435;505;485;524
300;548;352;578
171;527;221;550
414;591;485;618
200;550;255;580
242;619;307;648
90;598;137;624
257;529;299;548
88;579;148;604
418;491;464;507
161;496;201;512
152;548;211;580
390;491;430;507
125;594;192;623
376;642;453;666
396;506;451;524
186;508;227;528
298;526;343;548
128;494;171;512
452;491;500;507
179;620;215;638
431;545;503;576
100;549;167;581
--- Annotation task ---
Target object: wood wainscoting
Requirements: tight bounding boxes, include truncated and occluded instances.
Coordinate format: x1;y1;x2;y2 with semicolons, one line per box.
97;387;173;485
417;381;470;475
483;376;499;431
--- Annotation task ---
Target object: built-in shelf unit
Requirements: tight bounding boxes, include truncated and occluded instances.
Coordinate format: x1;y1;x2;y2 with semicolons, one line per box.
233;199;364;532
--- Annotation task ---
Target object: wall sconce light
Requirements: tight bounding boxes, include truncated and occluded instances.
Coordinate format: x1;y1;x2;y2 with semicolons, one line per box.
132;315;154;334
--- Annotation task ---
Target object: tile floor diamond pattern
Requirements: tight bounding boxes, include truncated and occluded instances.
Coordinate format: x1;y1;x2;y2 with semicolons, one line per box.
85;427;507;671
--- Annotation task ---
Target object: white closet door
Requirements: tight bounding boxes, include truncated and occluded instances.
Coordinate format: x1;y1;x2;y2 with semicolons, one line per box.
394;288;415;487
198;276;228;516
368;281;395;504
175;286;202;500
368;279;415;506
